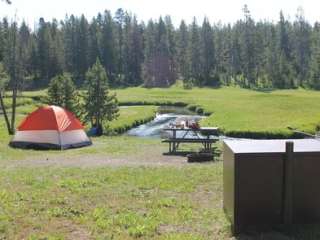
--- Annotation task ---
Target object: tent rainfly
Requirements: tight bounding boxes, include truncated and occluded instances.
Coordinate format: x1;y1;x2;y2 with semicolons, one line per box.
10;105;92;150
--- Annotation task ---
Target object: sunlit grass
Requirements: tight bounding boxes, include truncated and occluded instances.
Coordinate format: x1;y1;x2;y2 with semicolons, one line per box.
115;86;320;137
15;85;320;137
0;164;229;240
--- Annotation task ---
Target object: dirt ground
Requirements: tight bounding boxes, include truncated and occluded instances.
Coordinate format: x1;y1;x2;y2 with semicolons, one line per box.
4;150;215;169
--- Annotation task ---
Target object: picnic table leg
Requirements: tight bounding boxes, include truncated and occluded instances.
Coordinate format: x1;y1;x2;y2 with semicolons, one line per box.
169;142;172;153
176;129;188;150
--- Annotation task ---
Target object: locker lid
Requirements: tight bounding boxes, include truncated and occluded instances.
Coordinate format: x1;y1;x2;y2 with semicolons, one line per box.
224;139;320;154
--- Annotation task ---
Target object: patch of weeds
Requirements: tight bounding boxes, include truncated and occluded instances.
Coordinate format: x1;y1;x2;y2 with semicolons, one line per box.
24;175;51;189
58;178;100;192
0;190;11;207
0;213;11;239
49;197;67;206
27;234;65;240
92;207;113;230
115;210;158;238
92;207;160;238
47;206;83;218
156;198;177;208
177;202;193;222
156;233;204;240
130;188;154;198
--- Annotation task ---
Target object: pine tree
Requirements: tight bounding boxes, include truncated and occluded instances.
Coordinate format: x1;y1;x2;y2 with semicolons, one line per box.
76;15;89;84
266;26;279;88
177;20;189;81
2;7;320;90
126;15;144;85
143;20;156;87
200;17;216;86
164;16;178;85
188;17;201;86
309;23;320;89
88;17;101;68
47;73;78;112
293;7;311;85
101;11;116;85
114;8;126;80
229;24;242;83
37;17;52;86
143;17;176;87
122;13;142;85
83;59;119;133
239;5;256;87
0;21;4;62
276;11;295;88
62;15;80;81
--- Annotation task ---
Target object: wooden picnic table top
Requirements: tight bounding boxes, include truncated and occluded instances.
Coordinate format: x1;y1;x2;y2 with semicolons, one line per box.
162;138;217;143
163;127;219;132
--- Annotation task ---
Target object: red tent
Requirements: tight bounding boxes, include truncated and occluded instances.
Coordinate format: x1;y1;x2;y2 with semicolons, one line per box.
10;105;92;150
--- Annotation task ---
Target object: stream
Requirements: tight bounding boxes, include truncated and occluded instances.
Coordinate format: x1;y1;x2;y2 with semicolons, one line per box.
126;106;203;138
127;113;204;138
126;106;243;140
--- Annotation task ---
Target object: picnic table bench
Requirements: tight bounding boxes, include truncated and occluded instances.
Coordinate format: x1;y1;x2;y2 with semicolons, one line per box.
162;127;219;154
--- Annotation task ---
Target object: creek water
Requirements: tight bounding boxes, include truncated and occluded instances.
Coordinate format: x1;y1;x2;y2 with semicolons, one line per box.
127;106;205;138
126;106;244;141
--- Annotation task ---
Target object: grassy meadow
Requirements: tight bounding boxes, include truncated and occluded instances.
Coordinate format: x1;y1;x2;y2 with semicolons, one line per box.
115;86;320;137
19;85;320;137
1;86;320;239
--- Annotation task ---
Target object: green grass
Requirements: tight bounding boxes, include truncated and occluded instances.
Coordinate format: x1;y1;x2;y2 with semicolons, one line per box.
108;106;157;134
114;86;320;137
15;85;320;137
0;164;229;240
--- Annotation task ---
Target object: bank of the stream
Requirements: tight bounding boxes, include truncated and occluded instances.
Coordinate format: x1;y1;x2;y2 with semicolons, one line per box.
6;86;320;139
117;104;305;139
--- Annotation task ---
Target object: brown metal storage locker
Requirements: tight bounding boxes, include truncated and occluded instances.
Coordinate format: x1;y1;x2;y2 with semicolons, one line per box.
223;139;320;235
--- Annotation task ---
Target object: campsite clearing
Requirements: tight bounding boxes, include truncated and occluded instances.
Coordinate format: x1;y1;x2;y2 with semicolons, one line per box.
2;86;320;239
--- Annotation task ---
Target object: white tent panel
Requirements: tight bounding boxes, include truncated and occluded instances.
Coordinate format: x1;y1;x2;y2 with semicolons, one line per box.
60;130;91;145
12;130;60;145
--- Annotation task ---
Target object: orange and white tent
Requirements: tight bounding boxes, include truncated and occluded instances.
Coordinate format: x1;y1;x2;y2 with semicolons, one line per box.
10;105;92;150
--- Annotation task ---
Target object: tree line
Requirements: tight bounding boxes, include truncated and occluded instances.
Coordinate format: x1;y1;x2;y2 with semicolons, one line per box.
1;5;320;90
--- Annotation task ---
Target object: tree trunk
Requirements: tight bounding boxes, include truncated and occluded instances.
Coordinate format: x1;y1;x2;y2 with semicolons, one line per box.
0;91;13;135
9;20;17;135
10;87;17;134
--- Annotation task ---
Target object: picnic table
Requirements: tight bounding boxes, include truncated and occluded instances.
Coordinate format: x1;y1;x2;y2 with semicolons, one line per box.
162;127;219;154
